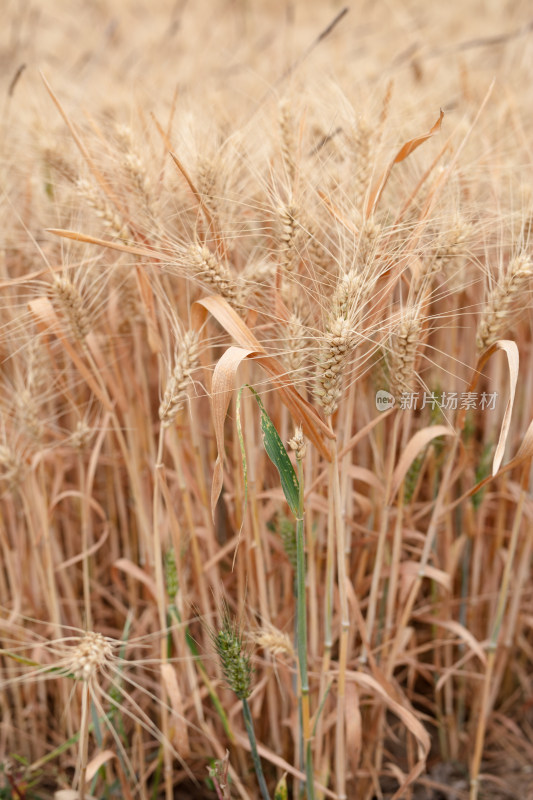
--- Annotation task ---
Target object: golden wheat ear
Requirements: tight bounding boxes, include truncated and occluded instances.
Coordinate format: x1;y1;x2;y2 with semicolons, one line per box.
476;253;533;353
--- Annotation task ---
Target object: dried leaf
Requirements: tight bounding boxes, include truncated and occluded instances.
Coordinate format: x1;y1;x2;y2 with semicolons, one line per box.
210;345;256;518
416;616;486;665
28;298;113;411
512;415;533;466
47;228;158;258
346;669;430;798
193;295;334;462
400;561;452;594
346;465;385;494
41;72;126;216
345;682;362;775
234;731;337;799
389;425;455;501
445;414;533;512
86;750;118;781
45;228;161;352
367;110;444;216
113;558;157;598
161;663;191;757
169;151;214;229
475;340;519;475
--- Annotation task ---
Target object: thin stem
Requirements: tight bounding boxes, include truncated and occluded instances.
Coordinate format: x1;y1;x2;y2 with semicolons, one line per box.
365;411;400;653
78;456;92;632
77;681;90;800
154;429;173;800
330;439;349;800
295;458;315;800
469;478;527;800
241;697;271;800
385;435;460;681
315;470;334;785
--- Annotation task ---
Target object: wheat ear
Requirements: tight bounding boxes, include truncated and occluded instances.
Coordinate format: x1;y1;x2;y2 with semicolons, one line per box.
476;253;533;352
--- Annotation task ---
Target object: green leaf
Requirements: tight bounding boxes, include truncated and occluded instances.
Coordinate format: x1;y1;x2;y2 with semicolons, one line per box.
248;387;300;516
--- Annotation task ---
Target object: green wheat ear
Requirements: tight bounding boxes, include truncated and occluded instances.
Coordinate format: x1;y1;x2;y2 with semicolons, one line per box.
279;514;298;570
212;613;252;700
274;773;288;800
164;549;179;598
210;611;271;799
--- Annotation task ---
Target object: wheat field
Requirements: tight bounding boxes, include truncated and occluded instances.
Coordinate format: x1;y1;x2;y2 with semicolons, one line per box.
1;1;533;799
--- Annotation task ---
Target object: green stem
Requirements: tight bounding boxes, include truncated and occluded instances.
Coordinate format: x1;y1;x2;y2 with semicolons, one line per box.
241;697;271;800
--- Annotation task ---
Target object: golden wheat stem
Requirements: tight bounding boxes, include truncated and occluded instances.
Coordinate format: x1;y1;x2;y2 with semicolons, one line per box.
78;457;92;632
469;479;527;800
384;478;405;647
339;380;356;562
169;427;212;627
154;432;174;800
323;474;335;655
385;434;460;682
314;479;334;792
188;403;225;620
77;680;90;800
91;351;154;566
364;411;400;653
329;436;349;800
159;456;211;730
24;469;62;628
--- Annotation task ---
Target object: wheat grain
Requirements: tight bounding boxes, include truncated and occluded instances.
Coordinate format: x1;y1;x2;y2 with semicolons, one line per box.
196;154;219;218
278;202;302;274
283;311;310;378
314;315;355;416
0;444;23;489
476;253;533;352
187;243;238;306
51;276;92;343
279;98;297;188
252;626;295;658
388;307;423;397
159;330;199;427
350;116;373;210
76;178;127;239
288;425;306;460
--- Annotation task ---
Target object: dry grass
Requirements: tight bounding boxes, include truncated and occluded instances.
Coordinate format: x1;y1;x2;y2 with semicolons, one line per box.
1;1;533;799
